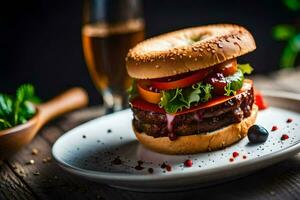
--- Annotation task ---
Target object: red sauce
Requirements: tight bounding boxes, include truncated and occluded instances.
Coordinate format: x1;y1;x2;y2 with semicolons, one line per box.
184;159;193;167
281;134;289;140
166;165;172;172
232;152;239;158
161;162;172;171
271;126;278;131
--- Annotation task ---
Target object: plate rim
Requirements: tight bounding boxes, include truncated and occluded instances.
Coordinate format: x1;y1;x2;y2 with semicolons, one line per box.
52;90;300;182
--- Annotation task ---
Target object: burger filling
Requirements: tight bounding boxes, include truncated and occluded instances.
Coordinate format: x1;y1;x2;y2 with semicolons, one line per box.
128;59;255;140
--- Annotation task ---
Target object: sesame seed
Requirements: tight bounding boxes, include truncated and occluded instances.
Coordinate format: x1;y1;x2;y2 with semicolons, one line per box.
26;160;35;165
31;148;39;155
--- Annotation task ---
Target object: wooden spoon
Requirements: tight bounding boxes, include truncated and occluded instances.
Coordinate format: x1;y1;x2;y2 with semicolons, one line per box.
0;87;89;160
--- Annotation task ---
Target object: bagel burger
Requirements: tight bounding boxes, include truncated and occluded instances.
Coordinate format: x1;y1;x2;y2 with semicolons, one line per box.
126;24;257;154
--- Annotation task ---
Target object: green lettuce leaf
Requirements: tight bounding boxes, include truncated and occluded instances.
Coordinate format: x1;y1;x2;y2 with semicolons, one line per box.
224;70;245;96
224;63;254;96
127;79;138;100
159;82;213;113
238;63;253;75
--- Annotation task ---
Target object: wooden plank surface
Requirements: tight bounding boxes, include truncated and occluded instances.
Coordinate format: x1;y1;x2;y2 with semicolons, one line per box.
0;162;36;200
6;128;107;200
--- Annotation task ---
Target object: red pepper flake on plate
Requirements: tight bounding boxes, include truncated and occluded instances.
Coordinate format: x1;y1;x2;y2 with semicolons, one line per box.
229;158;234;162
271;126;278;131
232;152;239;158
184;159;193;167
166;165;172;171
243;155;247;159
287;118;293;123
281;134;289;140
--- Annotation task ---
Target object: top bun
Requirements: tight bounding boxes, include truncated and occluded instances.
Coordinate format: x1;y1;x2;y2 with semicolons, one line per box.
126;24;256;79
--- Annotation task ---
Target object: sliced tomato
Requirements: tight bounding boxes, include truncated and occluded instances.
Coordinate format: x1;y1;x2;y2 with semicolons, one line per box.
129;97;165;113
131;79;253;115
137;80;162;104
151;68;211;90
254;89;268;110
215;59;237;76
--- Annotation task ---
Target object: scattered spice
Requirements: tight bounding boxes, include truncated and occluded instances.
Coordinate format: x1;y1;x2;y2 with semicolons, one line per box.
287;118;293;123
33;171;40;176
161;162;167;169
271;126;278;131
134;160;144;170
232;152;239;158
31;148;39;155
243;155;247;159
111;157;122;165
281;134;289;140
148;168;154;174
82;135;86;139
107;129;112;133
42;156;52;164
229;158;234;162
184;159;193;167
161;162;172;171
26;159;35;165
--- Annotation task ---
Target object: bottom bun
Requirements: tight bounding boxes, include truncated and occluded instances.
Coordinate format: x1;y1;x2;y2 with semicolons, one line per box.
134;105;258;155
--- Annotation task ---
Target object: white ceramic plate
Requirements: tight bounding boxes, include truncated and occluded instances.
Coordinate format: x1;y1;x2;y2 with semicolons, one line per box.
52;91;300;191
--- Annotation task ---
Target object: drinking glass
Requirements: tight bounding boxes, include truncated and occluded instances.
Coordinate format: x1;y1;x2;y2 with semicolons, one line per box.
82;0;145;111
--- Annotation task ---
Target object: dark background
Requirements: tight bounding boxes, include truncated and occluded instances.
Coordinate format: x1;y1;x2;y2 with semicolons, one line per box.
0;0;295;105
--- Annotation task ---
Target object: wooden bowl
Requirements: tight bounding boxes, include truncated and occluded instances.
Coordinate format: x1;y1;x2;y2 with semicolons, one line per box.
0;87;88;160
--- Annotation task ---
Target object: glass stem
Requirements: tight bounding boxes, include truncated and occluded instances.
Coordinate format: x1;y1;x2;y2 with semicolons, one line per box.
102;89;123;113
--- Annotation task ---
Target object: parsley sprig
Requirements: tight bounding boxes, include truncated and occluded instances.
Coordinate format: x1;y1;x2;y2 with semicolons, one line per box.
0;84;40;131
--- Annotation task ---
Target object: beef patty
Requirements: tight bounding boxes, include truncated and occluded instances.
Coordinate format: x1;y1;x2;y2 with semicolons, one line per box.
131;86;254;140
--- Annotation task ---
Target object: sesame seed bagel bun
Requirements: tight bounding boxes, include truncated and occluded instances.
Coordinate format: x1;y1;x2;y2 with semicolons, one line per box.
133;105;258;155
126;24;256;79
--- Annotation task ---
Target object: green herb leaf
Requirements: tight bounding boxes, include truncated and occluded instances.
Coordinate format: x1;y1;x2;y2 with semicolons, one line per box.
273;24;296;41
16;84;40;103
0;118;12;129
238;64;253;75
224;70;244;96
159;82;213;113
0;84;40;131
0;94;13;119
127;79;138;100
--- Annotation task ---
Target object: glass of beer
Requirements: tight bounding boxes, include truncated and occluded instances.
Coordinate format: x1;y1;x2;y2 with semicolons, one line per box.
82;0;144;111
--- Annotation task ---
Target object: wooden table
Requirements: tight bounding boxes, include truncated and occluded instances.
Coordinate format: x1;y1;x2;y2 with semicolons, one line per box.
1;68;300;200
